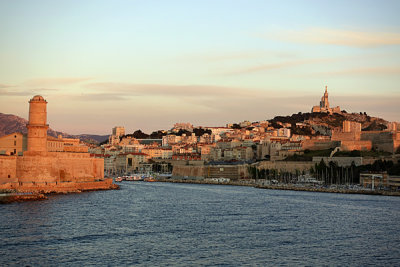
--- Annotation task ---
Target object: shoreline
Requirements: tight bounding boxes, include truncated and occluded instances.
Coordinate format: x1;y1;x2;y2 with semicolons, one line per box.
0;192;47;204
156;179;400;197
0;179;119;204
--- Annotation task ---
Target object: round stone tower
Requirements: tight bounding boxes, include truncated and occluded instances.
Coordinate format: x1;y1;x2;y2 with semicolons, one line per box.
27;95;49;153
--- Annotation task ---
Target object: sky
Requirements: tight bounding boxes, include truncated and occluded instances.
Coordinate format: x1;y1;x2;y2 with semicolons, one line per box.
0;0;399;135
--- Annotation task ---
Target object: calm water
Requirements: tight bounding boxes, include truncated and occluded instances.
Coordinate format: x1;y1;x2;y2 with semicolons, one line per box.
1;182;400;266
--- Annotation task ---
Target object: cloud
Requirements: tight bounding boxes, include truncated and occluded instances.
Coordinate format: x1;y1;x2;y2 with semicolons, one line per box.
24;77;93;87
314;67;400;76
71;92;128;101
197;51;265;62
84;82;261;98
0;84;15;89
0;89;34;96
274;28;400;48
199;51;297;62
0;87;60;99
222;58;332;75
7;81;399;134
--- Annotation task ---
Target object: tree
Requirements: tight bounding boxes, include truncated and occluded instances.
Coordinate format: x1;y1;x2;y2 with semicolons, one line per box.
176;129;192;136
193;128;212;136
99;139;109;145
231;123;241;129
133;130;149;139
349;150;361;157
149;130;166;139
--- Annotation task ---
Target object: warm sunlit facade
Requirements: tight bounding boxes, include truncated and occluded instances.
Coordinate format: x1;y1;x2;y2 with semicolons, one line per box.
0;96;108;191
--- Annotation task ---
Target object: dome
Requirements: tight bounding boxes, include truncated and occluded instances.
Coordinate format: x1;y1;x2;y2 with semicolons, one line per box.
30;95;46;102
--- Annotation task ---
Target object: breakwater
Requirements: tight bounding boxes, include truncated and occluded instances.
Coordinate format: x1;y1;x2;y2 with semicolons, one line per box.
255;184;400;196
157;178;400;196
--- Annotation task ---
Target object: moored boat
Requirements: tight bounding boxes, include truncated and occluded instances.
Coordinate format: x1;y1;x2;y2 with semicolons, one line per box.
144;176;156;182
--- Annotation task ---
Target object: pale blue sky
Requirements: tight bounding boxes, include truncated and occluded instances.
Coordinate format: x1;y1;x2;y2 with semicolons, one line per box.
0;0;399;134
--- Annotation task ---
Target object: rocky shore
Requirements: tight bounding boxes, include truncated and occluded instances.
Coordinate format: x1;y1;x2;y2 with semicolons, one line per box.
0;179;119;204
0;192;47;204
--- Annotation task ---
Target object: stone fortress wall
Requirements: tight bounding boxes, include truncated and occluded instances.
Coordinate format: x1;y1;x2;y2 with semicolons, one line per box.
0;95;111;192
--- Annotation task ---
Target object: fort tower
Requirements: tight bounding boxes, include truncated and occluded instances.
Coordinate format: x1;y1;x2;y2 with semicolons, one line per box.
27;95;49;153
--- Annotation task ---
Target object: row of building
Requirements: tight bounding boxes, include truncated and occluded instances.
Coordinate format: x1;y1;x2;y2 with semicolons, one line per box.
88;87;399;175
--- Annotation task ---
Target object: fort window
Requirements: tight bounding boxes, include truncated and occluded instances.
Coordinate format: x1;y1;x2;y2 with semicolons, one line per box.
14;140;16;146
8;175;10;178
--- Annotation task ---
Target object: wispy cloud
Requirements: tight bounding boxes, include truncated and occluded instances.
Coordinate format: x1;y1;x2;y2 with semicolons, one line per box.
314;66;400;76
0;87;59;97
181;50;298;64
200;51;265;62
273;28;400;48
0;84;15;89
222;58;333;75
72;92;128;101
0;89;34;96
24;77;93;87
84;83;261;98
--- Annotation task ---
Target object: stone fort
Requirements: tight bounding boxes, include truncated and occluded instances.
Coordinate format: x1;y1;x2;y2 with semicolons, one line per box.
0;96;114;192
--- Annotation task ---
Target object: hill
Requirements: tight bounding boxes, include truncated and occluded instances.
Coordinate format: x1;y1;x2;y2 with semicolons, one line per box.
0;113;109;144
267;112;388;136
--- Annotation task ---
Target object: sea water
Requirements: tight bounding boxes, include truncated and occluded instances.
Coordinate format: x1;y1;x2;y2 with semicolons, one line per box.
1;182;399;266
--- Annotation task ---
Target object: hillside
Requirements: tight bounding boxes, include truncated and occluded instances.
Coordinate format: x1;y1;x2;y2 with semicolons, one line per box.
0;113;109;144
268;112;388;136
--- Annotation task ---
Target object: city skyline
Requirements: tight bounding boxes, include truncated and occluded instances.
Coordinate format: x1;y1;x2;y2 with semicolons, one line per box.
1;0;399;134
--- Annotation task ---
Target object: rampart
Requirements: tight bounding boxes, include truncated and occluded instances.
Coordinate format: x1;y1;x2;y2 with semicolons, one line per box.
0;153;104;186
361;131;397;153
312;156;363;167
302;140;339;150
340;140;372;151
172;164;249;180
257;161;314;173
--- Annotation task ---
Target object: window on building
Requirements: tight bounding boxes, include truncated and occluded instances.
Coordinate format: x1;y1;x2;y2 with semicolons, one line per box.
14;140;16;146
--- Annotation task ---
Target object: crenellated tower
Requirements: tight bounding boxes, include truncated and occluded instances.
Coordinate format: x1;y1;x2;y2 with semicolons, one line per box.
26;95;49;153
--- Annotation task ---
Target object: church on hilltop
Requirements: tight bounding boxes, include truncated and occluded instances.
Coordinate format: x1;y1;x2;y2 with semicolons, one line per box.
311;86;341;114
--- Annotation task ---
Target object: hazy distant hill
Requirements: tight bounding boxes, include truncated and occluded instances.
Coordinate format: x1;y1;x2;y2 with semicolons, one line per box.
0;113;109;144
